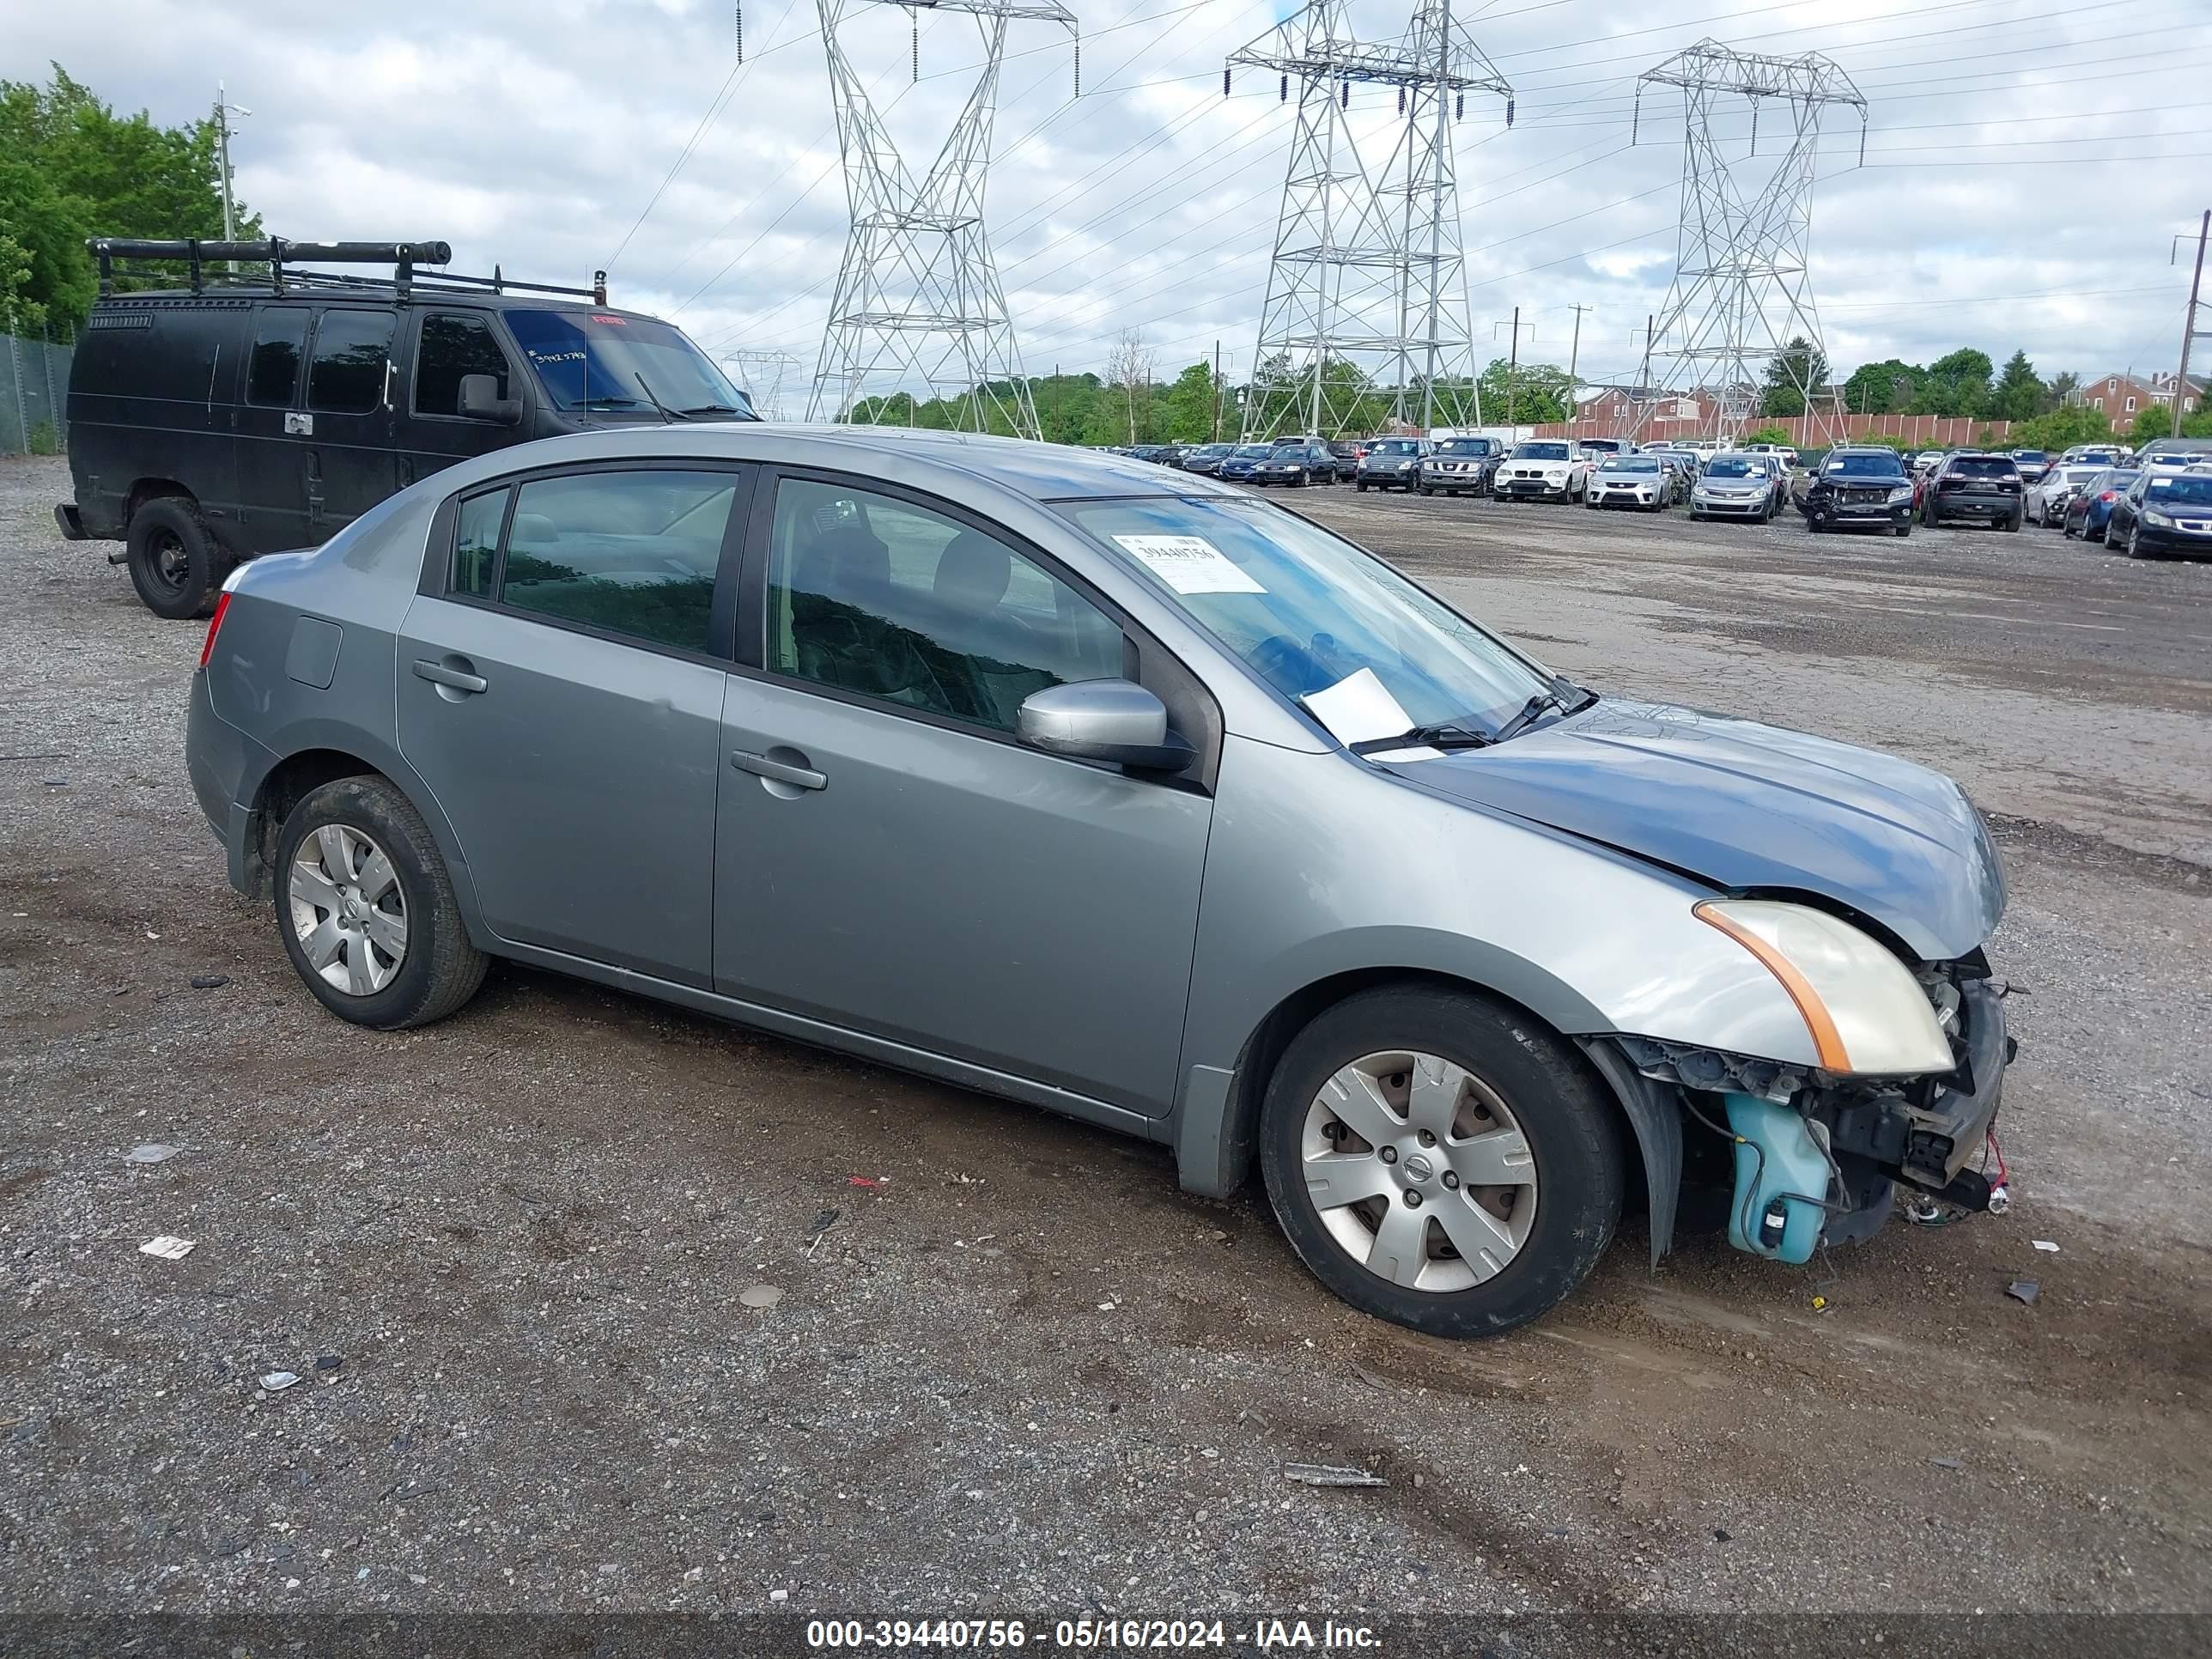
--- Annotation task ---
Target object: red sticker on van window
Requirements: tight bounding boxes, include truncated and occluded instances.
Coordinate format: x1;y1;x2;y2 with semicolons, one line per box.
591;314;627;325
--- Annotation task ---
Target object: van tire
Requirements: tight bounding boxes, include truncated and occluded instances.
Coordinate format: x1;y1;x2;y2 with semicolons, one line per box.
125;498;228;620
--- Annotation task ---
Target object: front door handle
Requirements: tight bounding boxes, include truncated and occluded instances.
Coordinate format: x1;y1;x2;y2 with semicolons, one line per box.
413;659;489;694
731;749;826;791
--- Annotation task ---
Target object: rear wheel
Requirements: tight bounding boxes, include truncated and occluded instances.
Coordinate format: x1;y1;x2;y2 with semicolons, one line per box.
1259;985;1626;1338
274;776;488;1030
125;498;228;620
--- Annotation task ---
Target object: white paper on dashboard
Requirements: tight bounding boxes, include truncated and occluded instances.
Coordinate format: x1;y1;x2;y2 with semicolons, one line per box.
1112;534;1267;595
1302;667;1416;747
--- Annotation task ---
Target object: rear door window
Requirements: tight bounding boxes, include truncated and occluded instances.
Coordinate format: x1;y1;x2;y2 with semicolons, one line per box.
247;308;312;407
1950;458;2019;479
413;313;513;417
495;469;738;653
307;310;397;413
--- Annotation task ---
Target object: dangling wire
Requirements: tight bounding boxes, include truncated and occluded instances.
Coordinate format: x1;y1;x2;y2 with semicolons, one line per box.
733;0;743;62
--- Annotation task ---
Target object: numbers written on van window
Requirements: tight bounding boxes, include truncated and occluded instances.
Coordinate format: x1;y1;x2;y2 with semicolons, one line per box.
527;349;590;366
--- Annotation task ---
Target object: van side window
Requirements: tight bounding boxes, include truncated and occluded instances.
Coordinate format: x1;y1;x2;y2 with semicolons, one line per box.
307;311;396;413
414;313;512;417
247;309;312;407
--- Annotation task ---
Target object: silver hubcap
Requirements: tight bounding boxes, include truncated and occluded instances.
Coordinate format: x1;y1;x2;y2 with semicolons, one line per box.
289;823;406;996
1302;1050;1538;1292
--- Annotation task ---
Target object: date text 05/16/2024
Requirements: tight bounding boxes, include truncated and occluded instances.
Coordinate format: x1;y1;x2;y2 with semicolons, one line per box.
804;1619;1381;1650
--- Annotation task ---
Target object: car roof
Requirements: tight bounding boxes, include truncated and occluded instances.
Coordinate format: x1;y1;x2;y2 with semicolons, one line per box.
428;423;1255;503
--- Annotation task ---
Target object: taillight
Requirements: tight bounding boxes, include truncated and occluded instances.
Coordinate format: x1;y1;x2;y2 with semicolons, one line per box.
2100;490;2116;502
199;592;232;669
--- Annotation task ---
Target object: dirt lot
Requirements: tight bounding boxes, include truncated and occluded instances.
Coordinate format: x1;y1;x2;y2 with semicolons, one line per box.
2;453;2208;1632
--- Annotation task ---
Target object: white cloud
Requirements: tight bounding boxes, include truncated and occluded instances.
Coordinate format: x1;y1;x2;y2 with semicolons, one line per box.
13;0;2210;395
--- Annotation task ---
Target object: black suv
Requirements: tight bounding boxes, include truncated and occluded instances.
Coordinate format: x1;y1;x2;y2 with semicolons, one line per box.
1921;453;2025;532
1246;441;1334;487
57;236;754;617
1418;436;1504;496
1801;447;1917;536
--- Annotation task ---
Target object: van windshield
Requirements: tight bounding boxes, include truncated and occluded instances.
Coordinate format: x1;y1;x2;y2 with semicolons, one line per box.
504;310;755;418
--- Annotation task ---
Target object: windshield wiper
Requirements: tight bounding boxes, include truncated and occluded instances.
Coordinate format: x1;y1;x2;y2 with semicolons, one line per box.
1353;722;1495;755
678;403;744;417
1491;678;1599;744
576;396;645;409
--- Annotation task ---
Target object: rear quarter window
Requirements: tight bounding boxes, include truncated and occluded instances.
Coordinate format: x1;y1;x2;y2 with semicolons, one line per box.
75;306;247;402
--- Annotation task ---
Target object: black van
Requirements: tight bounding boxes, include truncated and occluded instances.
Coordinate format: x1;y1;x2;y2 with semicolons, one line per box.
58;238;757;617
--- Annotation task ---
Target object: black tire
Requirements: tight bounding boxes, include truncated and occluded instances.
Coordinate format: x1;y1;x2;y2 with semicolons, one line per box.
1894;523;1911;538
125;497;228;620
1258;985;1627;1338
1357;480;1369;492
274;775;489;1030
1420;484;1435;496
2005;513;2022;532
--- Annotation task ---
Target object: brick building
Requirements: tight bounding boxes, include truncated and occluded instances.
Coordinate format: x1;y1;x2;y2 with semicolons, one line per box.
2069;369;2205;421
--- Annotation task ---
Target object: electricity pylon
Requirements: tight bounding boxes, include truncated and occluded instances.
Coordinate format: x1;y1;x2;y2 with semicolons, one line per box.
725;349;803;421
1229;0;1511;441
1628;39;1866;446
806;0;1075;434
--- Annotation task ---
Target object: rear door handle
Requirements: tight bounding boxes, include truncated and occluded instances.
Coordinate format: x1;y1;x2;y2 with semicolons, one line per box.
731;750;826;791
412;659;488;694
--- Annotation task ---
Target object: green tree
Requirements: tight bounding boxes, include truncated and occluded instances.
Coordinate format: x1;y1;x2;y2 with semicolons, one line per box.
1842;357;1923;415
2007;404;2112;453
1159;359;1220;443
2129;400;2212;444
1911;349;1995;417
0;65;252;331
1740;424;1796;447
1476;356;1572;423
1992;350;2042;422
1760;337;1828;417
2040;370;2078;415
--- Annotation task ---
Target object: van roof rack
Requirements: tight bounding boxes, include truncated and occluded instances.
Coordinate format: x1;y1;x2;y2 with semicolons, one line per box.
87;238;609;307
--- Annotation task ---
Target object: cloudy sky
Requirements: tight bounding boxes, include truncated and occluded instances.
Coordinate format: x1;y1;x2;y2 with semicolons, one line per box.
13;0;2210;411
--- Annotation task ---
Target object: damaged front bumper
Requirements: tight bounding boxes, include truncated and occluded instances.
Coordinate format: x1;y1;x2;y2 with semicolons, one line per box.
1601;973;2014;1266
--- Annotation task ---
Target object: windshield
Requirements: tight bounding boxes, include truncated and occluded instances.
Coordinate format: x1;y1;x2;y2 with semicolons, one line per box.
2145;474;2212;505
1437;439;1494;456
1703;458;1758;478
2143;451;2205;467
1371;440;1421;455
2057;466;2105;487
1513;441;1570;460
1232;445;1273;459
1601;457;1659;472
2014;452;2047;464
504;309;752;416
1825;453;1905;477
1059;496;1547;734
1194;444;1232;457
1950;458;2019;478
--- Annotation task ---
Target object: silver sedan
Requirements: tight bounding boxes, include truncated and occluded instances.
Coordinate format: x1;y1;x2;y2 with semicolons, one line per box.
188;427;2013;1335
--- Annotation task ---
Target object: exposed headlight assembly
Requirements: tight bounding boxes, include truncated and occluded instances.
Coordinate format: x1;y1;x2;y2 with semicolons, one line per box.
1887;485;1915;503
1694;899;1954;1076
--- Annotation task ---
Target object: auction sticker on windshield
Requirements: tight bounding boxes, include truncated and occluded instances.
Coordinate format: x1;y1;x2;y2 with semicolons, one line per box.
1113;534;1266;595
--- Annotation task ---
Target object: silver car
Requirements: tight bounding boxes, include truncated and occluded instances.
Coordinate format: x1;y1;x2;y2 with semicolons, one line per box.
187;427;2013;1336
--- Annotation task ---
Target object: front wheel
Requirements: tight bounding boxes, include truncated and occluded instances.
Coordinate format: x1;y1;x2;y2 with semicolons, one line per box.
1259;986;1626;1338
1357;480;1369;493
1420;484;1435;496
1893;523;1911;538
274;775;489;1030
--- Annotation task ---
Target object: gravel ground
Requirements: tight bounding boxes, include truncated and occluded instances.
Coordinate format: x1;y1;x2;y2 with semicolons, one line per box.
2;453;2207;1633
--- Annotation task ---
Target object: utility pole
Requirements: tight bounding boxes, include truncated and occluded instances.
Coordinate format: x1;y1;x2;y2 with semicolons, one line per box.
214;82;250;273
1565;302;1593;385
2173;209;2208;441
1212;340;1224;442
1493;307;1532;428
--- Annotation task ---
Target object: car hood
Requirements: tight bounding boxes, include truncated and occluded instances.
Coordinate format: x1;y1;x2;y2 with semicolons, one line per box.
1391;699;2004;960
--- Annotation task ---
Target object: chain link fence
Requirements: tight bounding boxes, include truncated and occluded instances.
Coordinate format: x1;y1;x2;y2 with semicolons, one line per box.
1;327;74;456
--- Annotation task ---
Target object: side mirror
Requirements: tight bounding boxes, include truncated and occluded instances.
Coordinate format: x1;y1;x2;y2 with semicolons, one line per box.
1017;680;1194;774
459;373;522;425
